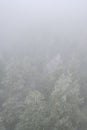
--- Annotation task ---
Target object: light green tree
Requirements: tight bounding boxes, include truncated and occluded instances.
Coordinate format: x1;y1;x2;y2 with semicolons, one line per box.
44;73;84;130
15;90;47;130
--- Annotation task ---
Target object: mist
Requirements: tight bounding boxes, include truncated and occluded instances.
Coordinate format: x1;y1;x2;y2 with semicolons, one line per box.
0;0;87;130
0;0;87;56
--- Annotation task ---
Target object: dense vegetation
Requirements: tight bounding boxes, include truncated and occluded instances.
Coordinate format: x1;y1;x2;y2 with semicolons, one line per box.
0;1;87;129
0;43;87;130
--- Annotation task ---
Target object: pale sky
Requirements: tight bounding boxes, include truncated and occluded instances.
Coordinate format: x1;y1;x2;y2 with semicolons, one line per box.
0;0;87;54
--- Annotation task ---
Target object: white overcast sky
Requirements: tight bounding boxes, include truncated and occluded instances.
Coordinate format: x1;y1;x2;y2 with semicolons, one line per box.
0;0;87;51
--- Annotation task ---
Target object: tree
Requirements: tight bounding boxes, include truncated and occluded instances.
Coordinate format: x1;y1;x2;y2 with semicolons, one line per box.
15;73;85;130
15;90;47;130
44;73;84;130
1;57;38;130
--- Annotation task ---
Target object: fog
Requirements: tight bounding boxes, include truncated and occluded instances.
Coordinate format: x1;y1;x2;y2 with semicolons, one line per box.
0;0;87;55
0;0;87;130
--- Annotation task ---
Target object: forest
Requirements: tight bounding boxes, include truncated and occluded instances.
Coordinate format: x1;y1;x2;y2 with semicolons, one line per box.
0;0;87;130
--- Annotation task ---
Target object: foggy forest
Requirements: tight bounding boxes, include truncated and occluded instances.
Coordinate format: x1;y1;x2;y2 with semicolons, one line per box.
0;0;87;130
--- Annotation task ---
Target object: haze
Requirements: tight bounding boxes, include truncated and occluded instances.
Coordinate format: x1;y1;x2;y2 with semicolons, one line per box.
0;0;87;56
0;1;87;130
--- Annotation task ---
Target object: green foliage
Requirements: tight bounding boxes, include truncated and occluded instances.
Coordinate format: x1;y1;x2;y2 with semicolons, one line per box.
0;53;87;130
15;91;47;130
15;73;85;130
48;73;84;130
